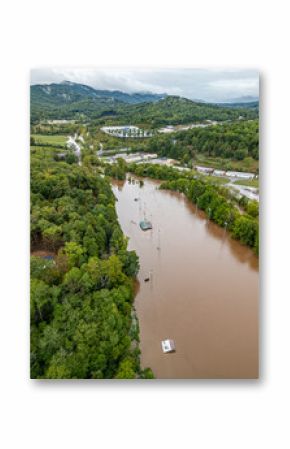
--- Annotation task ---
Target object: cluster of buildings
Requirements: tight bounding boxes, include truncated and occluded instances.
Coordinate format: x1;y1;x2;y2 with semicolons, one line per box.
143;157;177;167
46;119;75;124
103;152;158;164
102;152;181;167
101;150;259;201
158;120;218;134
101;126;153;138
102;152;256;182
195;165;256;180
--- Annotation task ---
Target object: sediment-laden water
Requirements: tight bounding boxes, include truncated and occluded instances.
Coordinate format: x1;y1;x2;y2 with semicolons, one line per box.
112;177;259;379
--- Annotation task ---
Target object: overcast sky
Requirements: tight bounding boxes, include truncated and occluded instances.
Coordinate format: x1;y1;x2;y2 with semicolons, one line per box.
31;68;259;103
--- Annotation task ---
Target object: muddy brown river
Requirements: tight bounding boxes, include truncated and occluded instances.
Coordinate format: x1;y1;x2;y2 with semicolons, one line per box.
112;177;259;379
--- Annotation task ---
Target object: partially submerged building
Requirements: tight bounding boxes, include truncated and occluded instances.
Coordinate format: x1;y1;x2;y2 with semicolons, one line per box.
226;171;255;180
102;152;157;164
139;220;152;231
161;339;176;353
101;126;153;138
213;169;227;177
195;165;214;174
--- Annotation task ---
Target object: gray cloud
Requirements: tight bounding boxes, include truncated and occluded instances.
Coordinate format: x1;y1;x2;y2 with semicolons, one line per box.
31;68;259;102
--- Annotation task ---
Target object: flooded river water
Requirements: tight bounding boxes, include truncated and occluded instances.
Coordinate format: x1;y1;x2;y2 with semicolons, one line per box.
112;177;259;379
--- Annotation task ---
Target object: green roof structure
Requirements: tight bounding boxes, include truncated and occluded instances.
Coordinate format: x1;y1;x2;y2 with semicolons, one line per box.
139;220;152;231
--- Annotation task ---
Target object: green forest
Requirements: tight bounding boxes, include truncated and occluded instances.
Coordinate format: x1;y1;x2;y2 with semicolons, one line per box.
30;145;153;379
146;120;259;167
31;83;259;125
112;96;258;127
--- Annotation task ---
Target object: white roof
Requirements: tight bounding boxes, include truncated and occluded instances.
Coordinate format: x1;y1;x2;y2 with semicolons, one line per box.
161;339;175;353
101;125;139;131
226;171;255;178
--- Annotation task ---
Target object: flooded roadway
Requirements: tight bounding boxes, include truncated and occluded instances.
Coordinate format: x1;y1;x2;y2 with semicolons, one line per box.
112;176;259;379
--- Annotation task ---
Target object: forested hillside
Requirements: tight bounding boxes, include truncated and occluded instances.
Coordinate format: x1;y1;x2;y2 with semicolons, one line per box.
147;120;259;168
31;82;259;125
30;145;152;378
31;82;165;123
114;96;259;126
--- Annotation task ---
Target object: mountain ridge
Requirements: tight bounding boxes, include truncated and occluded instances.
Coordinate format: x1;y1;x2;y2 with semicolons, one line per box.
31;81;166;105
30;81;259;124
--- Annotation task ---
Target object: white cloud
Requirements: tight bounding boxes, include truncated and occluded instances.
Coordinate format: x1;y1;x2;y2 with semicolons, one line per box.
31;68;259;102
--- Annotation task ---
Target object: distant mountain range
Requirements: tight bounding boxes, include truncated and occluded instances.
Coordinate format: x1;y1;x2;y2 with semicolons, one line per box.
219;95;259;104
30;81;259;124
31;81;165;105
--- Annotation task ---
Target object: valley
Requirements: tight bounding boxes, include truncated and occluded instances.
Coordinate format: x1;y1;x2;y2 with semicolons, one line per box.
30;78;259;379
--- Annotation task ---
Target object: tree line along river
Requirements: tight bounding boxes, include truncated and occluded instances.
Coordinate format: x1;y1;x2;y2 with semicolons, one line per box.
112;176;259;379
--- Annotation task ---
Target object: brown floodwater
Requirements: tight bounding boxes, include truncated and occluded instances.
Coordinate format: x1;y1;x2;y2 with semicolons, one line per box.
112;177;259;379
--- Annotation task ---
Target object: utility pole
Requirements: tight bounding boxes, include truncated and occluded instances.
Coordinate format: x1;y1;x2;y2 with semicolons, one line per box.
157;227;161;251
223;221;228;239
207;207;211;223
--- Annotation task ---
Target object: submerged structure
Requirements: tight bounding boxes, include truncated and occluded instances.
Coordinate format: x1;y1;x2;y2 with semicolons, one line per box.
161;340;176;353
139;220;152;231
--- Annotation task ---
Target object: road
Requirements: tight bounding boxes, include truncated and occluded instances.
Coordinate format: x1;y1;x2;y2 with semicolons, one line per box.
97;142;104;156
67;134;82;164
228;182;259;202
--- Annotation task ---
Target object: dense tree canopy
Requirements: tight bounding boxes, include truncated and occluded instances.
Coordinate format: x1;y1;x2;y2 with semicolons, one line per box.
31;82;259;125
147;120;259;163
30;146;154;379
116;97;258;127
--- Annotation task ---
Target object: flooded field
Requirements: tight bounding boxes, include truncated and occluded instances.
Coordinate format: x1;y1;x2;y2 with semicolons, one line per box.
112;177;259;379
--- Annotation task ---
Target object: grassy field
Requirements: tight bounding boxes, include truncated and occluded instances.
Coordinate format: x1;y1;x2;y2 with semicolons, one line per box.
194;153;259;173
233;178;259;188
31;134;68;145
205;175;229;184
196;173;229;184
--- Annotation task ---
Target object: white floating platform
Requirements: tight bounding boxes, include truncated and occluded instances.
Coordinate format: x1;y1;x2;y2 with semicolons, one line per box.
161;339;176;353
